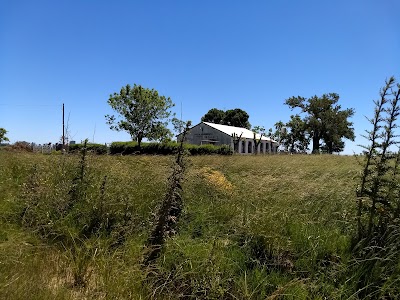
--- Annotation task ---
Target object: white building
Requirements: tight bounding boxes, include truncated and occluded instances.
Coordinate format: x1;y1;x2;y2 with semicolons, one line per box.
178;122;279;154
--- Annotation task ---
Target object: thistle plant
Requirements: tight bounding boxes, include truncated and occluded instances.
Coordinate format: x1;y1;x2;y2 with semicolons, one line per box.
357;76;400;240
67;139;88;212
144;121;191;264
353;76;400;298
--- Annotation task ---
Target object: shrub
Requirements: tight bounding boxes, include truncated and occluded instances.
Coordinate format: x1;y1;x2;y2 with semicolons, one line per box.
12;141;33;152
110;141;233;155
69;143;108;155
109;141;138;154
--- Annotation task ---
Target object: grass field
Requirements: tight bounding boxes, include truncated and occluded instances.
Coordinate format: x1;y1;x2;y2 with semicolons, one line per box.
0;151;363;299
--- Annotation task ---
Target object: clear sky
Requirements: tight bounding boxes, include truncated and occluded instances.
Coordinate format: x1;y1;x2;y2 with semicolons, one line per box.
1;0;399;154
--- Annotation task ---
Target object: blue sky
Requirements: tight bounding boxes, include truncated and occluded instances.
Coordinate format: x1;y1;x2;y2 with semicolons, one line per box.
1;0;399;154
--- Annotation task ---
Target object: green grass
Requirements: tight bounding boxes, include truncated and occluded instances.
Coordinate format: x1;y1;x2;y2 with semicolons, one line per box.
0;151;361;299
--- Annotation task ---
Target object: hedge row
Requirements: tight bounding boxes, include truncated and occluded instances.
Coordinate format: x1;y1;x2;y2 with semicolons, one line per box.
110;141;233;155
68;143;108;155
67;142;233;155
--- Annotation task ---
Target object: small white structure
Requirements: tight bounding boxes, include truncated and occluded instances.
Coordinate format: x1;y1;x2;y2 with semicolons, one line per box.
178;122;279;154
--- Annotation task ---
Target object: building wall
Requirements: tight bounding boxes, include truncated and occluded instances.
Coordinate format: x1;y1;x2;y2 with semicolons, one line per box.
236;138;276;154
182;123;232;146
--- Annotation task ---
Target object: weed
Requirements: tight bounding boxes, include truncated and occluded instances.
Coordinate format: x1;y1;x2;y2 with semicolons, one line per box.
144;122;191;264
352;76;400;298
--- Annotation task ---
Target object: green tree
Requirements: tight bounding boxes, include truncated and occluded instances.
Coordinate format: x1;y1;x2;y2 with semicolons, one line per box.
201;108;225;124
201;108;251;129
224;108;251;129
105;84;174;149
285;93;355;153
321;106;355;153
0;128;9;144
278;115;310;153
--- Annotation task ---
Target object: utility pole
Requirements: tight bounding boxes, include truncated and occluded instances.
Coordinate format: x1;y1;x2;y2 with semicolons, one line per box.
62;103;65;152
92;123;96;143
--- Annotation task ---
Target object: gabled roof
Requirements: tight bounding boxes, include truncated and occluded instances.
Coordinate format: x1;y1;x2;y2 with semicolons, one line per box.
202;122;278;143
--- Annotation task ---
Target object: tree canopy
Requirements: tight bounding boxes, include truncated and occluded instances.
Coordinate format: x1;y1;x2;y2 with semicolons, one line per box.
0;128;9;144
201;108;225;124
284;93;355;153
201;108;251;129
105;84;174;148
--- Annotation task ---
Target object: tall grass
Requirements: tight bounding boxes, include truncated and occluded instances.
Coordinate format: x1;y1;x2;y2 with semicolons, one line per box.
1;150;360;299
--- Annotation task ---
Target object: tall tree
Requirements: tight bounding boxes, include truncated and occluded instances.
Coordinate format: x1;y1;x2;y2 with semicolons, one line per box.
0;128;9;144
105;84;174;148
285;93;355;153
201;108;251;129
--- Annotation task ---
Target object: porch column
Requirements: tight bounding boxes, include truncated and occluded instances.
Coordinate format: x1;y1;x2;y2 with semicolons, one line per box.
245;140;248;154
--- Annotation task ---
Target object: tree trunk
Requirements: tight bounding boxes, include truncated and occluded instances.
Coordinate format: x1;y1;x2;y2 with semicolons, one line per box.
234;140;239;153
327;141;333;154
137;132;143;151
312;133;320;154
290;142;295;153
